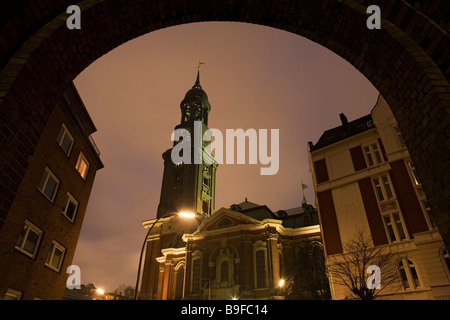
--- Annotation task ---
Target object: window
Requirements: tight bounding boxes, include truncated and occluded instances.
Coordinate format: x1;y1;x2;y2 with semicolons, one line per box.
45;240;66;272
407;161;421;185
202;199;209;215
363;142;383;167
56;124;74;156
383;212;407;242
255;250;267;288
373;174;394;202
75;152;89;180
15;220;43;258
442;248;450;280
399;259;420;290
191;259;201;294
395;127;406;148
175;264;185;300
4;289;22;300
38;167;60;202
221;261;229;282
61;193;78;222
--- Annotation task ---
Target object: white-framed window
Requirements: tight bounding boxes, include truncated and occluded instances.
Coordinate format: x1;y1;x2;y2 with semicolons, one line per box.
398;259;421;290
4;289;22;300
15;220;43;258
56;123;74;156
75;152;89;180
383;212;407;242
61;192;78;222
45;240;66;272
372;174;394;202
363;142;383;167
38;167;60;202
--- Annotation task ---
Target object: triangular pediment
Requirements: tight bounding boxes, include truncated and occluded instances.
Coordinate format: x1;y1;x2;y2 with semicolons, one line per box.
197;207;263;233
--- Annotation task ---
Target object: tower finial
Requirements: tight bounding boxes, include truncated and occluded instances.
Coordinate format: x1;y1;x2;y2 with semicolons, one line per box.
194;62;204;89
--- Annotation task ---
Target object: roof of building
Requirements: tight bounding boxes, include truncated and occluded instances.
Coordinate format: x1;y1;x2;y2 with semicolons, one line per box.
229;198;318;229
63;285;93;300
308;113;374;151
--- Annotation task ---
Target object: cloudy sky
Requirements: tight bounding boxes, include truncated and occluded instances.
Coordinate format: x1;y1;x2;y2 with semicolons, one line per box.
72;22;379;293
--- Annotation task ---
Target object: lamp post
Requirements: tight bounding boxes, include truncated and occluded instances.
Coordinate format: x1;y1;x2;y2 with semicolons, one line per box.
134;211;198;300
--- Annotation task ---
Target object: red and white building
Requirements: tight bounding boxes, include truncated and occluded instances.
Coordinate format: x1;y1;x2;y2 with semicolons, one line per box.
308;95;450;300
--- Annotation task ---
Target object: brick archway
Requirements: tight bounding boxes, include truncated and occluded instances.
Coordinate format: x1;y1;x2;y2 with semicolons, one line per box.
1;0;449;249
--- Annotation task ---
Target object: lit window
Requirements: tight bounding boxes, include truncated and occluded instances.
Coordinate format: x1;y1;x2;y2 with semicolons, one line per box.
15;220;43;258
75;152;89;180
38;167;60;202
45;240;66;272
61;193;78;222
372;174;394;202
56;124;74;156
4;289;22;300
383;212;407;242
363;142;383;167
255;250;267;288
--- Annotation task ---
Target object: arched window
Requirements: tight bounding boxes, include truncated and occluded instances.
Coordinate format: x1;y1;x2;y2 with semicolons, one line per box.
398;259;421;290
175;264;185;300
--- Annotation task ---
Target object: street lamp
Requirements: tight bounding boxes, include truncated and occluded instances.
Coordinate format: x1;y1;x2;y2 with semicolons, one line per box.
134;210;199;300
278;279;285;299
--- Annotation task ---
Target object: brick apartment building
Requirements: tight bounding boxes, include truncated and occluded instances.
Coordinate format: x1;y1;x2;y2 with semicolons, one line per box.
0;82;103;300
308;95;450;299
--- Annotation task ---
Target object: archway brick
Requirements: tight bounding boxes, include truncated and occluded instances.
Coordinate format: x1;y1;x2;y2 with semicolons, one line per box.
0;0;449;248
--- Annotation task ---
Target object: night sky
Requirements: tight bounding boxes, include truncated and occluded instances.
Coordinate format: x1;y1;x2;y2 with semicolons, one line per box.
72;22;379;293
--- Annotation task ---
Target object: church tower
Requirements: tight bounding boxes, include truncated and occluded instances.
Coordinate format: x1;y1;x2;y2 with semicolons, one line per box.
156;67;217;218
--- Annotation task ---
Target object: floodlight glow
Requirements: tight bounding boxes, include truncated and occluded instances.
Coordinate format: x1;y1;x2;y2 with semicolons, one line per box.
178;211;196;218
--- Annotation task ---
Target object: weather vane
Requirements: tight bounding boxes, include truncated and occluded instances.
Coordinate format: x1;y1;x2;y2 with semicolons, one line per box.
198;61;205;70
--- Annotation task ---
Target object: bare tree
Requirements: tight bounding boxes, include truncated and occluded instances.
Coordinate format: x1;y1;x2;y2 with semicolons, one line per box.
112;284;135;300
327;230;400;300
286;239;331;300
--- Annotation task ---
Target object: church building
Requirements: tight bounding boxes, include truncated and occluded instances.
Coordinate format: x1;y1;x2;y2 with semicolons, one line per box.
138;69;327;300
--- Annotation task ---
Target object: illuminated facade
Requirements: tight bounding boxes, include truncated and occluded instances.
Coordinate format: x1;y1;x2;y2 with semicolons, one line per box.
138;72;327;300
308;95;450;300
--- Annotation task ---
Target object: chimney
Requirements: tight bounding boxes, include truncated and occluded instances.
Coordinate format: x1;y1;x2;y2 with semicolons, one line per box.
340;113;349;131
